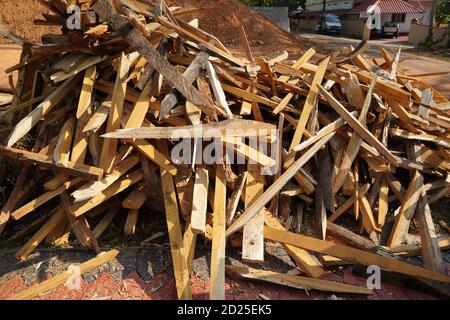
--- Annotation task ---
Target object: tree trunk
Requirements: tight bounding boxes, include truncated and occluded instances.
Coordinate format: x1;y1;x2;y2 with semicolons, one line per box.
428;0;438;39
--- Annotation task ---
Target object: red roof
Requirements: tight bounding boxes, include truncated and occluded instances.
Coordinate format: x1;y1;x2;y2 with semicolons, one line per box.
347;0;424;14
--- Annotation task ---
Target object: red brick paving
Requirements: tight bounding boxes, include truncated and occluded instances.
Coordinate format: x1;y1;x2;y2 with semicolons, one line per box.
0;267;442;300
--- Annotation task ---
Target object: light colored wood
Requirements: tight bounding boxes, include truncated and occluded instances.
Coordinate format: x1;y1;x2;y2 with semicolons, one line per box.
124;209;140;236
71;155;140;202
318;85;398;165
132;139;178;175
51;55;105;82
71;105;93;164
226;265;372;295
416;191;446;274
15;207;66;260
264;227;450;283
222;137;276;168
0;146;103;180
183;222;197;276
206;61;233;118
333;75;377;192
11;178;83;221
53;117;76;166
71;170;144;218
44;174;70;191
378;176;389;227
226;172;248;226
359;195;381;233
388;171;423;247
242;168;265;263
59;191;99;252
264;210;324;278
6;76;80;147
290;57;330;151
122;186;148;210
226;133;334;237
124;80;153;128
210;165;226;300
103;119;276;140
93;206;121;239
83;99;111;134
390;127;450;149
99;52;129;173
328;183;370;222
9;250;119;300
76;65;96;119
190;167;209;235
158;141;192;300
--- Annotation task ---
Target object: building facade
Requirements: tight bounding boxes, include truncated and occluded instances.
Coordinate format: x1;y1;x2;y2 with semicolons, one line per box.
293;0;425;38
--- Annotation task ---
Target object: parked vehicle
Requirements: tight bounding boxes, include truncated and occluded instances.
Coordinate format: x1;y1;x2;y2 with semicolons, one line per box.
382;22;400;38
317;14;342;34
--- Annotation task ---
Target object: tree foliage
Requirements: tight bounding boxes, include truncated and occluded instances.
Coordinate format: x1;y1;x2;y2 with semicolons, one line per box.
435;0;450;24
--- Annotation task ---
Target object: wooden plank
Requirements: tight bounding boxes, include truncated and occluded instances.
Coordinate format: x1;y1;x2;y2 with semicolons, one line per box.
226;265;372;295
333;75;377;192
53;117;76;167
289;57;330;151
265;210;324;278
103;119;276;140
264;227;450;283
124;209;140;236
226;172;248;226
11;178;83;221
226;133;334;237
76;65;96;119
242;168;265;263
60;191;99;252
206;61;233;118
0;146;103;181
9;250;119;300
387;171;424;247
15;207;66;260
158;141;192;300
122;186;148;210
378;176;389;227
183;222;197;276
71;105;93;164
93;0;215;114
93;206;121;239
71;155;140;202
210;164;227;300
190;167;209;235
99;52;128;173
71;170;144;218
132;139;178;175
317;85;398;165
328;183;370;222
6;75;80;147
159;52;208;119
416;191;446;274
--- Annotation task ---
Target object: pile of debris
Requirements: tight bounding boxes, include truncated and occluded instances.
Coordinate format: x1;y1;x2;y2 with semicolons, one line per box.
0;0;449;300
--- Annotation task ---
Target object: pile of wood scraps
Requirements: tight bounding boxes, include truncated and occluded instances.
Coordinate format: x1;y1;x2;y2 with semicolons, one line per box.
0;0;450;300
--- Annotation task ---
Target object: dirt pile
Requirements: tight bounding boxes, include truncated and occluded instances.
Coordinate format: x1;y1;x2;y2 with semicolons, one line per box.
167;0;300;48
0;0;61;44
0;0;305;56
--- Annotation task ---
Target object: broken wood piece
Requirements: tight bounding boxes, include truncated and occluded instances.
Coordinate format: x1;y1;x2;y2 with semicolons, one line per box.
9;250;119;300
226;265;372;295
0;146;103;181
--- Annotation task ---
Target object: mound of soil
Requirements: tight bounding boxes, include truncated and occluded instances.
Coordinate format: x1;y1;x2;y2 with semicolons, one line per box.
0;0;61;44
0;0;305;56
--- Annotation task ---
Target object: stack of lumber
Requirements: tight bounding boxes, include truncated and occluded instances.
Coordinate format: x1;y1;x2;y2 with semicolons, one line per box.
1;0;450;300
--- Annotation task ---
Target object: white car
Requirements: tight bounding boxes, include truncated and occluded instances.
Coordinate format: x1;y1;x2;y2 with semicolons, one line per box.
382;22;399;38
